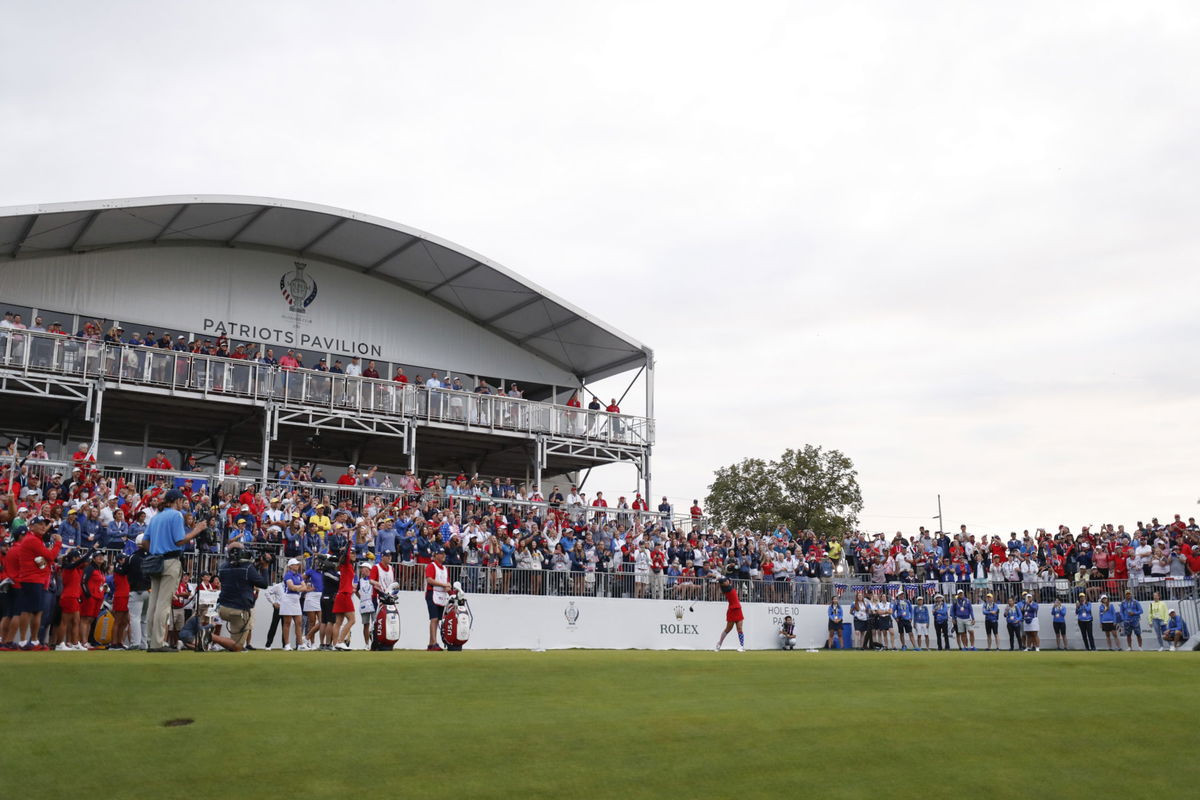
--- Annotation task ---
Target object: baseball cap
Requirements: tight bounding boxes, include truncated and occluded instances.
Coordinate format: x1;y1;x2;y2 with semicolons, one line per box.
287;558;301;566
135;533;145;545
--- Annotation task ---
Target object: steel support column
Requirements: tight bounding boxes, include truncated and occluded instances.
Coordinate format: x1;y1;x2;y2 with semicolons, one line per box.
89;381;105;455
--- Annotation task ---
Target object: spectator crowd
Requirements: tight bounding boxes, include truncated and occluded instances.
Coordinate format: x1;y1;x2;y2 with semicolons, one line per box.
2;435;1199;652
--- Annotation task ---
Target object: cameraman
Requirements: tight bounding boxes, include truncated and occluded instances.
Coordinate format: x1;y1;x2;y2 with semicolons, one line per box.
214;542;271;651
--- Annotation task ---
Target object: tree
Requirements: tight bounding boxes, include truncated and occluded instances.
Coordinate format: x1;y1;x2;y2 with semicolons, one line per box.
705;445;863;538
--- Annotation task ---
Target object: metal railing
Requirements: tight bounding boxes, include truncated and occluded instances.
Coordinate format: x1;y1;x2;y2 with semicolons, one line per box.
0;329;653;447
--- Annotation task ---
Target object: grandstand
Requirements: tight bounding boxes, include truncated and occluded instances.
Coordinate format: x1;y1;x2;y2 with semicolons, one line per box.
0;195;656;493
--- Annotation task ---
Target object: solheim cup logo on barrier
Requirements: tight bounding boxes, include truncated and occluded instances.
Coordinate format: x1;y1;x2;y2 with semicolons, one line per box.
280;262;319;313
564;601;579;627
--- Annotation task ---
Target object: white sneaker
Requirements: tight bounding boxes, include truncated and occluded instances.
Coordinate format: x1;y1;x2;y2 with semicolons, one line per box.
335;642;351;651
56;643;71;651
263;645;272;651
1158;646;1164;652
1170;644;1177;652
736;646;745;652
71;643;88;651
713;645;721;652
283;644;294;651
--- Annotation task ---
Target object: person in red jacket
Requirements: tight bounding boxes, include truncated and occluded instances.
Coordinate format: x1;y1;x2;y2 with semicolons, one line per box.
13;517;62;650
146;450;173;470
0;536;19;647
110;552;132;649
331;545;356;650
56;547;91;650
714;570;746;652
79;551;108;647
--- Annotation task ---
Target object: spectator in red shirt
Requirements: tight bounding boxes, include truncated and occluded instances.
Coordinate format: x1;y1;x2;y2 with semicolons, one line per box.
147;450;173;470
13;517;62;650
337;466;358;486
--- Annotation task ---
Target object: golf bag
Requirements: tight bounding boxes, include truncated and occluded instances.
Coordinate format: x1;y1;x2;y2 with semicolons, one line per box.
439;587;473;651
372;585;402;651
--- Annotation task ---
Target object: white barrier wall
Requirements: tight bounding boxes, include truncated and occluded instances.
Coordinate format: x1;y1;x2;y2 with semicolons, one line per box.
244;592;1188;651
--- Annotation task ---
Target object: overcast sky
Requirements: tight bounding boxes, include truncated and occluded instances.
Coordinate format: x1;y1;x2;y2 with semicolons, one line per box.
2;1;1197;533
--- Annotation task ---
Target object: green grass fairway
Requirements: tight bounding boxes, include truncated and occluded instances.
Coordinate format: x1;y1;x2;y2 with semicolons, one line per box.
2;651;1195;799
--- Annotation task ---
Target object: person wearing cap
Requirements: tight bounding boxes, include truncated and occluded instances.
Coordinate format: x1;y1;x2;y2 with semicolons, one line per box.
1098;594;1122;651
1164;609;1190;651
11;516;62;650
28;441;48;460
144;488;206;652
912;595;930;650
1120;589;1144;651
147;450;173;471
280;557;309;650
951;589;975;650
931;593;950;650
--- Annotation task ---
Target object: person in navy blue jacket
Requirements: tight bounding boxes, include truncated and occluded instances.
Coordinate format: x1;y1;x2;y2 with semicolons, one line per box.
1075;592;1096;651
932;594;950;651
1004;598;1022;651
981;593;1000;651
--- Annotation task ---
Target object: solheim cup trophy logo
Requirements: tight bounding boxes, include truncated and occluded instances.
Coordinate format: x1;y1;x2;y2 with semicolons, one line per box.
564;601;580;627
280;262;319;314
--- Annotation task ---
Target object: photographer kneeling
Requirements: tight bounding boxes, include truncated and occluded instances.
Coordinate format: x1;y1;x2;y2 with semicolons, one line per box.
214;542;272;652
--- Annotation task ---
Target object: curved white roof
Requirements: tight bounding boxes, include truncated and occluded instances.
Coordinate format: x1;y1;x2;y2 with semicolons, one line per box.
0;194;650;382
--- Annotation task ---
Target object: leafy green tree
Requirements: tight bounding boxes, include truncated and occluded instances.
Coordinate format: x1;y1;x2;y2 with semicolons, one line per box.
705;445;863;537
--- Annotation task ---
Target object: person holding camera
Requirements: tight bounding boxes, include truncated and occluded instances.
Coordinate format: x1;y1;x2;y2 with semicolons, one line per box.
214;542;271;651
